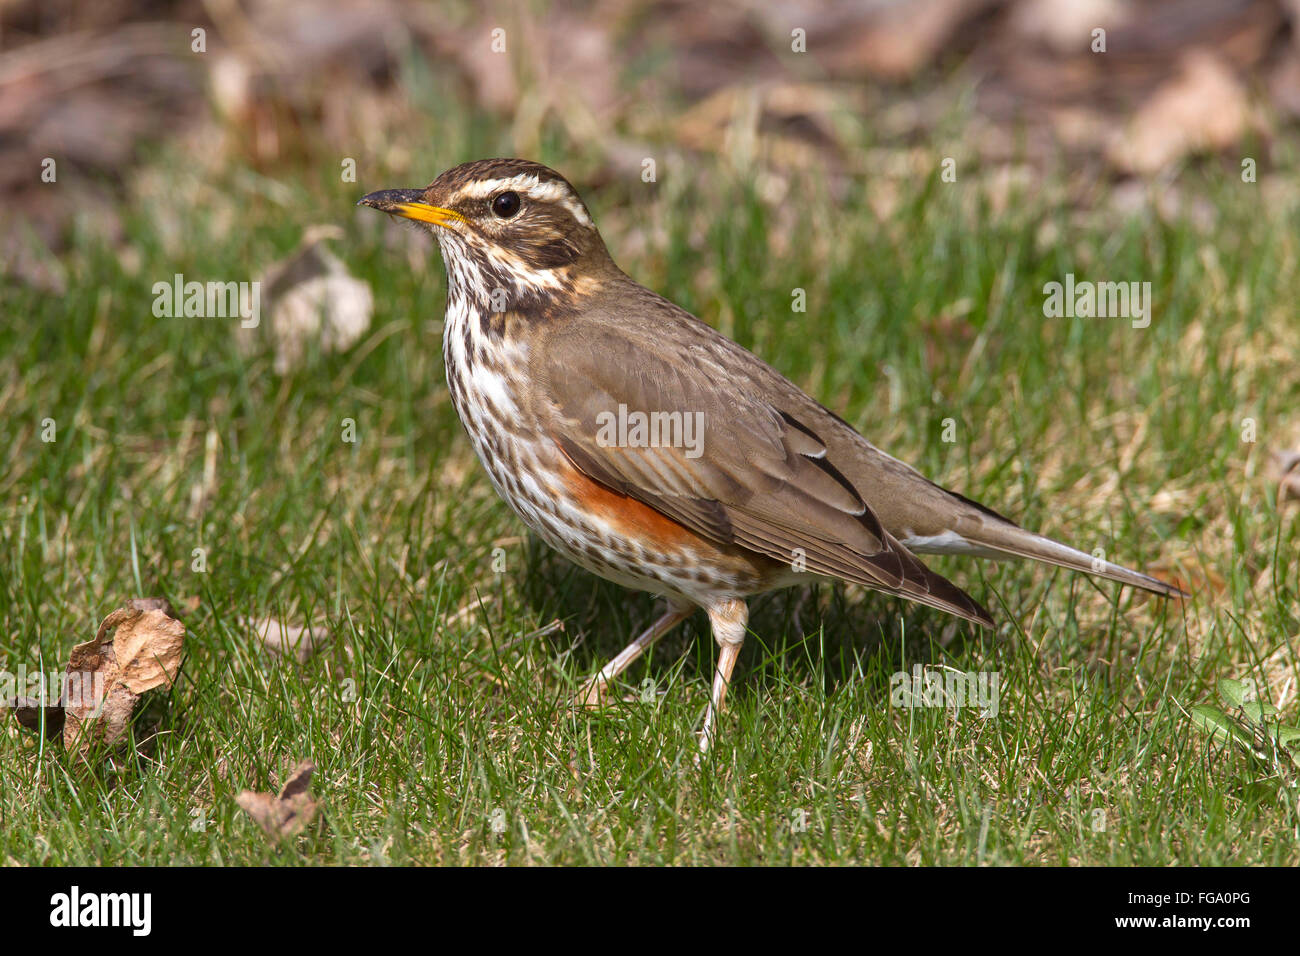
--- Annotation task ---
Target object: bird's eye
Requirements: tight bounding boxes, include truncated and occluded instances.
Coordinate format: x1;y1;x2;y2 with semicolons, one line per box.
491;191;521;218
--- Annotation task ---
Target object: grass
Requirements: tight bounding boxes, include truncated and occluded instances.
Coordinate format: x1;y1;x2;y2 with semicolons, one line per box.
2;98;1299;865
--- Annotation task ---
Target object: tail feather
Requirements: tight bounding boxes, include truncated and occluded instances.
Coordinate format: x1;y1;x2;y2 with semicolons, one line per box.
887;534;996;628
905;521;1189;600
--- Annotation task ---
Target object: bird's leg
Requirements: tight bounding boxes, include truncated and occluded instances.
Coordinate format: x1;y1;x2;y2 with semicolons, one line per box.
699;598;748;753
577;601;693;709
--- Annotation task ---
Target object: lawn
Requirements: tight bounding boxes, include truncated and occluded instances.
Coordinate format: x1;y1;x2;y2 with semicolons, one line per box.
2;100;1298;864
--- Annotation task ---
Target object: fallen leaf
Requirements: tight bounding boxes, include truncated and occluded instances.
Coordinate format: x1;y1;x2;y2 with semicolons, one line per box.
246;616;328;663
62;602;185;755
807;0;996;81
236;761;319;838
1271;450;1300;507
1107;49;1251;175
1011;0;1130;54
242;224;373;375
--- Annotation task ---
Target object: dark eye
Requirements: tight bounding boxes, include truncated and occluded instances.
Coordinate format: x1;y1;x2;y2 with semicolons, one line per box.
491;191;521;218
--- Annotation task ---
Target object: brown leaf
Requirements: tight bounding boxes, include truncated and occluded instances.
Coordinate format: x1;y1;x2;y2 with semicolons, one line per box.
242;225;373;375
1107;49;1251;175
236;761;319;838
246;616;327;663
1010;0;1131;54
62;604;185;754
815;0;995;81
1271;450;1300;507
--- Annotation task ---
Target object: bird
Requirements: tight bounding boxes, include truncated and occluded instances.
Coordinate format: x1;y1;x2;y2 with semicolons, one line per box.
359;158;1185;751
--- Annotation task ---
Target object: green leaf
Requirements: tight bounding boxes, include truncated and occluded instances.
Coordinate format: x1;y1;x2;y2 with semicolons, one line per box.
1274;725;1300;749
1190;705;1252;746
1241;700;1279;723
1217;679;1250;708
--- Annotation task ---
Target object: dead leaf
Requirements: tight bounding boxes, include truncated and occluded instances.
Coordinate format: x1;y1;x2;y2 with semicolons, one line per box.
806;0;997;81
242;224;373;375
236;761;319;838
1270;450;1300;507
62;603;185;754
247;616;328;663
1011;0;1130;55
1107;49;1251;175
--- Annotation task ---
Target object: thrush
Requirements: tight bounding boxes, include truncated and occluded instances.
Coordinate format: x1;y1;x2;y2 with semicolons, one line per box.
360;158;1185;751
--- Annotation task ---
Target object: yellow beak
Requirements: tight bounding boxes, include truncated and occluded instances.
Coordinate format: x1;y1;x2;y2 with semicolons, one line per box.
358;189;466;228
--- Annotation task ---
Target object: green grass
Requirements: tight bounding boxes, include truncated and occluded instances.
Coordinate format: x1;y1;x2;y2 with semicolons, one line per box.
2;105;1299;864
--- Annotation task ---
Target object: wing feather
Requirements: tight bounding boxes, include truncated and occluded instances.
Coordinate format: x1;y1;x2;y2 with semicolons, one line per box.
534;307;992;627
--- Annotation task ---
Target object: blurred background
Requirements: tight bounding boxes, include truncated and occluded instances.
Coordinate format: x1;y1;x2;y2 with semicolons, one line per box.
4;0;1300;291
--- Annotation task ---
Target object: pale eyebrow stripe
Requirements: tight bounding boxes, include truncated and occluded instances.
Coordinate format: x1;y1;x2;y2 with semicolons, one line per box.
453;173;595;228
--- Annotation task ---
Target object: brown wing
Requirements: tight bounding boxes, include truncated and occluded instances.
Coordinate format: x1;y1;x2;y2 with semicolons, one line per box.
531;306;993;627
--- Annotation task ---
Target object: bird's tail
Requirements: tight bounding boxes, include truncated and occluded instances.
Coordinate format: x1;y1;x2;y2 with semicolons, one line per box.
902;498;1189;600
969;522;1187;598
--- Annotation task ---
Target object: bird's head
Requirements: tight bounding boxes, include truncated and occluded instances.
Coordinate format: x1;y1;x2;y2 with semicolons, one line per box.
359;158;611;314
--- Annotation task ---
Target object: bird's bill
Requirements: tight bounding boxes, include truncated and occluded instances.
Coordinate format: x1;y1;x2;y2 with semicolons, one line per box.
358;189;465;228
